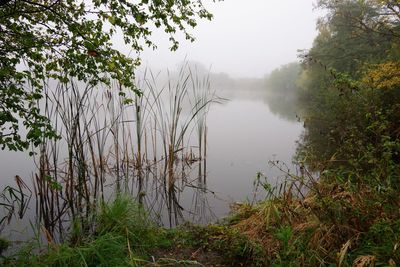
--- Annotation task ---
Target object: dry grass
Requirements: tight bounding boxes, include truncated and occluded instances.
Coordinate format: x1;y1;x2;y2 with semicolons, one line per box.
227;175;391;265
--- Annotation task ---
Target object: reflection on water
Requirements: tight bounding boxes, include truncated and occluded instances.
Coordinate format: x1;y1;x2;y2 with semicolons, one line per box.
206;92;303;216
0;81;303;243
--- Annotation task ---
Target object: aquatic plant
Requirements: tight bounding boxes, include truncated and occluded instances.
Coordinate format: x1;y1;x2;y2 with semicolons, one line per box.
0;63;220;244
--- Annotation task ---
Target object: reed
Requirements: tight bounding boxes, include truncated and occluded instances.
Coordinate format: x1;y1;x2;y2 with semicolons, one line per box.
140;63;221;226
2;62;220;242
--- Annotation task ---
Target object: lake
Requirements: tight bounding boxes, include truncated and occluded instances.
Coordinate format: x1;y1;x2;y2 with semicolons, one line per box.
0;81;303;241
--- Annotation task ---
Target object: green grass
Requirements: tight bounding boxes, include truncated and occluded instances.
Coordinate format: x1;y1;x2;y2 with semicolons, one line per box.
2;194;269;267
2;195;159;266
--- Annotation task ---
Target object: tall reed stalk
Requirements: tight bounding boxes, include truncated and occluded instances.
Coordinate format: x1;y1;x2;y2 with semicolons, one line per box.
17;62;221;241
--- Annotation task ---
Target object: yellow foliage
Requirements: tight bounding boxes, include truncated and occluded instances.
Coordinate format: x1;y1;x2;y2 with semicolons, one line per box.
362;61;400;90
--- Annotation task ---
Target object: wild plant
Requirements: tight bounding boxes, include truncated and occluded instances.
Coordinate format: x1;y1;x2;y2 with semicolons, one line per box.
4;62;220;242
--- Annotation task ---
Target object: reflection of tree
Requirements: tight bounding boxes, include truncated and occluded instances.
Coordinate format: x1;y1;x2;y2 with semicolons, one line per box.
263;93;298;121
263;62;301;121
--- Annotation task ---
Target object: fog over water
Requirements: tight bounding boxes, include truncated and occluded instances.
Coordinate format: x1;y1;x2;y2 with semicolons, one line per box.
0;0;321;236
138;0;320;78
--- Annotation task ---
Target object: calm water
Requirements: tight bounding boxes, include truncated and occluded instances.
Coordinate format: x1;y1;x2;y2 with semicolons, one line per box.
0;87;303;239
200;92;302;217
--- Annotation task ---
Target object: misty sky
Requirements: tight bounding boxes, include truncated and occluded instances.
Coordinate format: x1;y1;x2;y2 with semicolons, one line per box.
138;0;321;78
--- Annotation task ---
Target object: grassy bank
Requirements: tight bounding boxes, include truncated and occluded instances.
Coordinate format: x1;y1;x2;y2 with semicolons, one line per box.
0;194;266;267
226;178;400;266
2;165;400;267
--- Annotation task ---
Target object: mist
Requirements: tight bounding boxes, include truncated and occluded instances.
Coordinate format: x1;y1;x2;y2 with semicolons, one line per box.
139;0;320;78
0;0;318;254
3;0;400;264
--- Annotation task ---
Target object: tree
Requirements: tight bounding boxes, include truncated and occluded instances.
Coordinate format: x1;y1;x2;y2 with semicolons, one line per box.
0;0;215;151
308;0;397;75
296;0;400;170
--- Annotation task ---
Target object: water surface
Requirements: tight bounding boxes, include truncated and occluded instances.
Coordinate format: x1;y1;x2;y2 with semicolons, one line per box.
0;87;303;238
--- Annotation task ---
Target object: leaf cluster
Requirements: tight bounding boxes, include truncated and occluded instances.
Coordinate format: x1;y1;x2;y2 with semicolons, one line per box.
0;0;216;151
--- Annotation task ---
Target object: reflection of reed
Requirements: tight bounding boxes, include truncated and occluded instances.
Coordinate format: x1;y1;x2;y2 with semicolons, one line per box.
0;176;31;233
11;64;223;241
135;156;217;227
190;162;217;225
